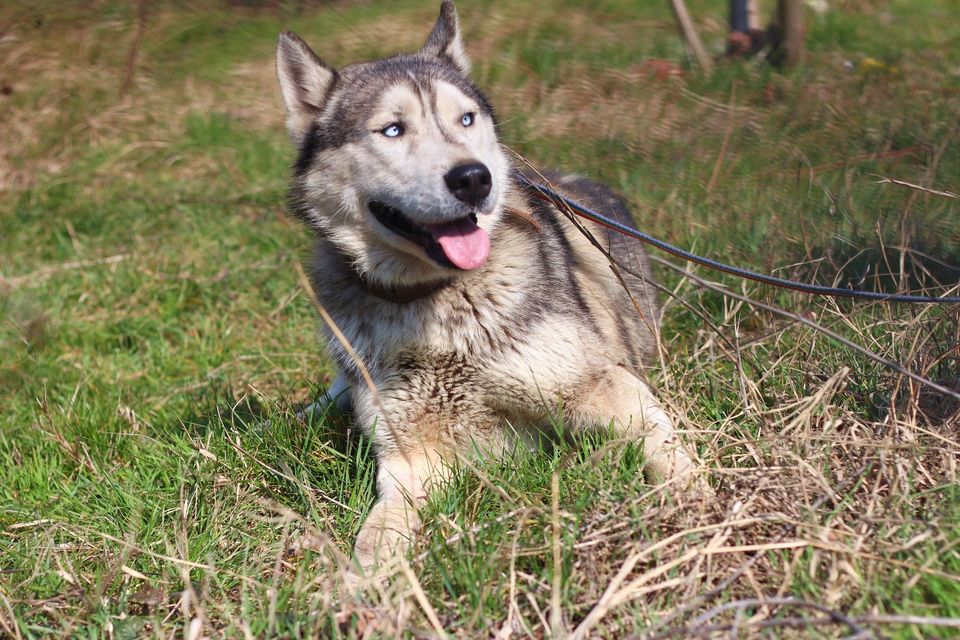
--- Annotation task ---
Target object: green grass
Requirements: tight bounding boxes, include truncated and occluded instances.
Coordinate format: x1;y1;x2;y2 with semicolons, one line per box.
2;0;959;637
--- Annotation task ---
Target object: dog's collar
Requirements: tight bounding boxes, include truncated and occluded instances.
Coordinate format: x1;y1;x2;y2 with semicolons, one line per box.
328;246;451;304
355;272;451;304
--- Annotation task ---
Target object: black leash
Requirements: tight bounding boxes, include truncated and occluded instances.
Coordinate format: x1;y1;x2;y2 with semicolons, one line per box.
516;173;960;304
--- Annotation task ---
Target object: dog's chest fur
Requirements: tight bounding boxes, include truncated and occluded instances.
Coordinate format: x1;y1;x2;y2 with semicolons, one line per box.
308;203;627;440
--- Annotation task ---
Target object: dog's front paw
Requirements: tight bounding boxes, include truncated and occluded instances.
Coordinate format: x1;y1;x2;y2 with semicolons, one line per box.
353;499;419;577
646;446;715;496
645;442;694;481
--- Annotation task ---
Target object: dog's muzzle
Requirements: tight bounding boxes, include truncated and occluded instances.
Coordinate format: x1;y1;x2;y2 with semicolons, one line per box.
368;199;491;271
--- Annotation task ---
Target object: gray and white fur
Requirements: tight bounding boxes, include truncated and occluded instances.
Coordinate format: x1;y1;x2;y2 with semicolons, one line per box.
276;1;699;572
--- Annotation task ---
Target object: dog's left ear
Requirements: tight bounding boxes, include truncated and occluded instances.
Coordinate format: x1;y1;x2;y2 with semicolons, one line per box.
276;31;338;146
420;0;470;75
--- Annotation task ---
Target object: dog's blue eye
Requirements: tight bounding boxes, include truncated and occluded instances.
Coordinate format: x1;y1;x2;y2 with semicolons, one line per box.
382;123;403;138
461;112;475;127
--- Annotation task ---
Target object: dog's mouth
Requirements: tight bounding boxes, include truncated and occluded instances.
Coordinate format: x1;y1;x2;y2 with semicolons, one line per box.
368;201;490;270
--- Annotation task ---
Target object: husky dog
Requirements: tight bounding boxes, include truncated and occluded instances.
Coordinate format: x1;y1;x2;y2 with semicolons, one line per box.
276;1;698;571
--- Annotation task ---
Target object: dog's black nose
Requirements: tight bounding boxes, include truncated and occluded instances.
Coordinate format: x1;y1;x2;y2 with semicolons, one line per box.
444;162;492;206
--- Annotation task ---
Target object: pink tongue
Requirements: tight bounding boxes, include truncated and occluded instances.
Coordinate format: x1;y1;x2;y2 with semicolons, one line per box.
430;218;490;270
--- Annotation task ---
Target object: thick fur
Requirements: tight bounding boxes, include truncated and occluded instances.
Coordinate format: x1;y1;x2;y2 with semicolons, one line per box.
277;1;697;572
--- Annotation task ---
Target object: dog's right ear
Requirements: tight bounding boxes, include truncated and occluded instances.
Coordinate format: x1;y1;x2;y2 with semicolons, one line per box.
421;1;470;75
276;31;337;146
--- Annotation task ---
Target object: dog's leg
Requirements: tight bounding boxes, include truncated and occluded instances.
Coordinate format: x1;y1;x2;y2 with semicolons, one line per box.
570;365;696;483
353;444;448;574
322;373;353;412
299;373;352;421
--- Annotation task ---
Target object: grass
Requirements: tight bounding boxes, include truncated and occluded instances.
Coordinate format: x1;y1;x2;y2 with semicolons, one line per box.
1;0;959;637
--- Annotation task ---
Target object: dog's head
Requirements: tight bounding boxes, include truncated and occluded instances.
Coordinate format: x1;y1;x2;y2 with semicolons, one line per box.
277;1;510;285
